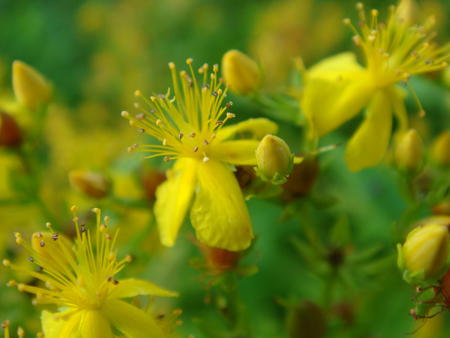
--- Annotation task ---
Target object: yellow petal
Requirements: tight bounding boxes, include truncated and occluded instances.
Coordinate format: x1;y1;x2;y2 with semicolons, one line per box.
216;118;278;142
79;310;113;338
345;91;393;171
41;310;82;338
103;299;166;338
209;140;260;165
190;160;253;251
302;53;374;137
154;158;198;247
110;278;178;299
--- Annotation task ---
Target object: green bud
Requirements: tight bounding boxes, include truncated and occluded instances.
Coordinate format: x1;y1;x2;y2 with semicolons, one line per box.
394;129;423;172
222;49;260;95
255;134;293;184
398;223;449;284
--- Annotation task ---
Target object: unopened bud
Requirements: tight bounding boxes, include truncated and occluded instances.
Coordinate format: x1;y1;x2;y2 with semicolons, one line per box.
282;156;319;199
69;170;111;199
200;244;240;274
256;134;293;184
395;129;423;171
286;301;326;338
397;223;449;283
12;61;52;110
0;112;22;147
431;131;450;167
222;49;260;95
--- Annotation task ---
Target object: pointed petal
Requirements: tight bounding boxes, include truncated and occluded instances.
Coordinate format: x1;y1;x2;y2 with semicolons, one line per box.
79;310;113;338
216;118;278;142
41;310;82;338
345;91;393;171
209;140;260;165
110;278;178;299
154;158;198;247
103;299;165;338
302;53;374;137
190;160;253;251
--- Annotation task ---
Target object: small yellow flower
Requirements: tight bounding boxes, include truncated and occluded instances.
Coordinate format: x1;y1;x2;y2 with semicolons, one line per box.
222;50;260;95
301;3;449;171
3;206;177;338
122;59;277;251
397;222;449;283
12;60;52;110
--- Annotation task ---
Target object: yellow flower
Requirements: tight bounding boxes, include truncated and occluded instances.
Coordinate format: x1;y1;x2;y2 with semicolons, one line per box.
301;3;449;171
122;59;277;251
3;206;177;338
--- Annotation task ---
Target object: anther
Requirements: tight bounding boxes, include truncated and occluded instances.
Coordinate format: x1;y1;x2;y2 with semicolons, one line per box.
138;128;145;133
202;156;210;162
39;240;45;247
186;58;193;65
80;226;87;233
70;205;78;213
216;120;224;125
189;132;196;138
193;146;199;152
356;2;363;10
162;139;167;146
213;64;219;73
179;132;184;140
168;62;175;70
51;233;59;241
27;257;34;262
1;320;10;329
226;112;235;119
125;254;133;262
45;222;52;229
6;280;17;287
164;156;171;162
134;102;140;109
203;140;209;145
156;119;162;126
134;90;142;97
135;113;145;120
343;18;351;25
121;111;130;118
225;101;233;108
211;91;218;97
36;266;44;272
2;259;11;267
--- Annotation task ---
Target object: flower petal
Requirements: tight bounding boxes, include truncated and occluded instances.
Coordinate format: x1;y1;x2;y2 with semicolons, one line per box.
110;278;178;299
79;310;113;338
41;310;81;338
103;299;165;338
190;160;253;251
154;158;198;247
216;118;278;142
302;52;374;138
209;140;260;165
345;90;393;171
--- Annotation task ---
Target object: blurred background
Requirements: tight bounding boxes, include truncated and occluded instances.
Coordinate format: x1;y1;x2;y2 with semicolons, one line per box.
0;0;449;337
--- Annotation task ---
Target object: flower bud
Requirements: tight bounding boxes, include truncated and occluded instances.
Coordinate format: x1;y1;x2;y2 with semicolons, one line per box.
12;60;52;110
199;243;240;274
69;170;111;199
255;134;293;184
286;301;326;338
222;49;260;95
397;223;449;283
431;131;450;167
0;112;22;147
395;129;423;172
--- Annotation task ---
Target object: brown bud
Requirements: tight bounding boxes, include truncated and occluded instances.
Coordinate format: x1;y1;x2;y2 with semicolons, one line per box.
199;243;240;273
141;167;166;200
0;112;22;147
69;170;111;199
287;301;326;338
282;156;319;200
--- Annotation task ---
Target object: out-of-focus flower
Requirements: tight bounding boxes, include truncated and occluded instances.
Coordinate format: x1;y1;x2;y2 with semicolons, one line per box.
222;50;260;95
0;112;22;147
397;222;449;283
122;59;277;251
250;0;344;85
69;170;111;199
394;129;423;172
431;131;450;167
12;61;52;110
255;134;293;184
301;4;449;171
3;207;177;337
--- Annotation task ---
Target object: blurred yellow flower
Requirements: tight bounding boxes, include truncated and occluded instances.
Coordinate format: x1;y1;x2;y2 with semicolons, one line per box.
4;207;177;338
222;49;260;95
301;3;449;171
123;59;277;251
